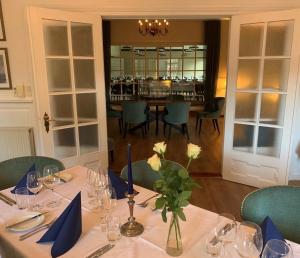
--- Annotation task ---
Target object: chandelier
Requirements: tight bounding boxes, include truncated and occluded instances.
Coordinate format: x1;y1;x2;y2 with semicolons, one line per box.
138;19;169;36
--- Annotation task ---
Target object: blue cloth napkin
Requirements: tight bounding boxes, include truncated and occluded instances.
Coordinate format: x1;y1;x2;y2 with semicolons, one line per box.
37;192;82;258
108;170;128;199
260;216;285;248
11;164;35;195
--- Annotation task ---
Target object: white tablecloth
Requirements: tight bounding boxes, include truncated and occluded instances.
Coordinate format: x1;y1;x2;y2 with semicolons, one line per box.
0;166;299;258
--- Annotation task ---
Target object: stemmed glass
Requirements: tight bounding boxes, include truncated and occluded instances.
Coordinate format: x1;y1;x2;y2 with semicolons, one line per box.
103;187;117;212
235;221;263;258
26;170;43;211
43;165;61;208
214;213;237;257
261;239;293;258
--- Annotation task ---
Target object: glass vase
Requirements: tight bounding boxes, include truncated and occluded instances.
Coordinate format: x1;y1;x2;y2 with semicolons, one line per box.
166;212;183;256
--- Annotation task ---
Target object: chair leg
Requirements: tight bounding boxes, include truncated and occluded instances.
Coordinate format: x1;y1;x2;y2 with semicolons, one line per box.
141;127;144;138
118;118;122;134
184;123;190;140
215;119;220;135
168;125;172;139
196;116;199;130
163;122;166;136
181;124;185;135
110;150;114;162
198;119;202;134
212;119;216;130
123;122;128;138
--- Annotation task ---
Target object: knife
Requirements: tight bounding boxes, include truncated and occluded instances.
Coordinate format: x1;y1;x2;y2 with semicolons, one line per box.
0;195;13;206
0;192;16;205
6;211;49;229
86;244;115;258
210;223;234;245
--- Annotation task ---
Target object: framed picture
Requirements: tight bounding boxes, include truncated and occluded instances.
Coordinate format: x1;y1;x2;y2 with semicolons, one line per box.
0;0;5;41
0;48;12;89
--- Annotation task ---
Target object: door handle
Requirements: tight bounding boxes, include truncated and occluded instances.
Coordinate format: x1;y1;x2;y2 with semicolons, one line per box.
43;112;55;133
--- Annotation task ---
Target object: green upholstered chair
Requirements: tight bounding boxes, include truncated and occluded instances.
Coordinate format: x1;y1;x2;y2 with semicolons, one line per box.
196;97;225;135
163;102;190;140
122;101;148;138
121;160;184;191
107;108;123;134
240;186;300;243
0;156;65;190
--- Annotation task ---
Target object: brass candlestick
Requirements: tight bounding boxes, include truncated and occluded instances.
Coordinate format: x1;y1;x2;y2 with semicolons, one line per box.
120;192;144;237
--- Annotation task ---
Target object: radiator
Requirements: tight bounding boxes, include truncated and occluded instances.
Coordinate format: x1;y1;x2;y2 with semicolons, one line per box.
0;128;36;162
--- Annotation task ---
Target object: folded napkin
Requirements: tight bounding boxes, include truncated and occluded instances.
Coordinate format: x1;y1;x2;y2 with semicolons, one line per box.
108;170;129;199
11;164;35;195
37;192;82;258
260;216;284;248
55;171;72;182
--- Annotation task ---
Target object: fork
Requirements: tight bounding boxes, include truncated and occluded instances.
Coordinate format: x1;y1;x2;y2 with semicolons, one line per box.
137;193;159;207
19;217;57;241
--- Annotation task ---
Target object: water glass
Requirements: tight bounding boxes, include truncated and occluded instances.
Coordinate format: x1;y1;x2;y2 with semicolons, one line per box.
103;187;117;211
26;170;43;211
15;187;29;209
235;221;263;258
106;215;121;242
205;231;222;257
261;239;293;258
43;165;61;208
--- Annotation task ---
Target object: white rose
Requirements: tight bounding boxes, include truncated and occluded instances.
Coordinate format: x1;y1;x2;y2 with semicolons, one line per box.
187;143;201;159
153;141;167;155
147;154;161;171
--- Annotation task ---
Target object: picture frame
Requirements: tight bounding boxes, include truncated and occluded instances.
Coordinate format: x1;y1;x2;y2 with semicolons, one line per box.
0;48;12;89
0;0;6;41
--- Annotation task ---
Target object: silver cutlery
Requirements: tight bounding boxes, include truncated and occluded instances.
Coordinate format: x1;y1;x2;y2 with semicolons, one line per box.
0;195;13;206
6;211;49;229
137;193;159;207
210;223;234;245
0;192;16;205
86;244;115;258
19;217;57;241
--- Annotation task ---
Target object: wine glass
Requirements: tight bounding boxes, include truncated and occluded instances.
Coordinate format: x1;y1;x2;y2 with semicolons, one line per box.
261;239;293;258
26;170;43;211
235;221;263;257
103;187;117;212
43;165;61;208
214;213;237;257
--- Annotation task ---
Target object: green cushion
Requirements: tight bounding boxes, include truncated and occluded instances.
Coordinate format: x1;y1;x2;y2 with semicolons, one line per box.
241;186;300;243
164;102;190;124
120;160;184;191
122;101;147;124
0;156;65;190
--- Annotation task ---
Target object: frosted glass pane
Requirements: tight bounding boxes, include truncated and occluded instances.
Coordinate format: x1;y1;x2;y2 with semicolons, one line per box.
111;71;122;78
46;59;71;92
237;60;260;89
111;58;121;70
262;59;290;91
171;47;183;58
183;59;195;70
134;47;145;57
257;127;282;157
239;23;264;56
183;46;195;58
265;20;294;56
235;93;257;122
146;71;157;79
172;71;182;80
195;71;204;80
145;48;157;58
171;59;182;71
43;20;68;56
53;128;76;159
135;59;145;71
76;93;97;123
196;59;205;70
260;94;286;125
159;70;170;78
111;46;121;57
233;124;254;153
50;95;74;127
183;71;194;80
71;22;93;56
159;59;170;70
147;59;157;71
159;48;171;58
79;125;99;154
74;59;95;90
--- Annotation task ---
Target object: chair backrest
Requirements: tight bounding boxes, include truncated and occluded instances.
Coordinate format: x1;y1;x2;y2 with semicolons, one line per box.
0;156;65;190
120;160;184;190
241;186;300;243
167;95;185;101
122;101;147;124
164;102;190;124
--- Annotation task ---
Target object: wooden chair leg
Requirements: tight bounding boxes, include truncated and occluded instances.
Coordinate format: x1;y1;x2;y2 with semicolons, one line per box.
181;124;185;135
168;125;172;139
123;122;128;138
212;119;216;130
195;116;199;130
141;127;144;138
163;122;166;136
184;123;190;140
198;119;203;134
215;119;220;135
118;118;122;134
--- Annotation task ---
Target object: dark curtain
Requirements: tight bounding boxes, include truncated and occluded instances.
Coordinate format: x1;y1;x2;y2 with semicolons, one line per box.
204;20;221;111
102;20;111;109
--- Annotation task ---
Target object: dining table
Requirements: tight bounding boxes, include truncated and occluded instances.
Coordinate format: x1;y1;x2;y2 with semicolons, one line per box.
0;165;299;258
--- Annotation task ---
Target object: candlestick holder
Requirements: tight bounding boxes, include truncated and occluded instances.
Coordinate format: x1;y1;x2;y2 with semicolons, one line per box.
120;192;144;237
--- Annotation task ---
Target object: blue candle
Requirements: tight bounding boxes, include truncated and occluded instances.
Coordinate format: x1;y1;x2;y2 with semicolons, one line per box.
127;144;134;194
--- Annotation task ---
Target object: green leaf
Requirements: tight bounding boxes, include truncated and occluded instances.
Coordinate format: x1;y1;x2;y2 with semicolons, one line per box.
178;169;189;179
177;208;186;221
162;207;167;222
155;197;166;209
179;191;192;200
178;199;189;207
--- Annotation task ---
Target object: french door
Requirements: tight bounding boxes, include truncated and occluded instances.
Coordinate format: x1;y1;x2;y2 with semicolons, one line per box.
28;7;108;168
223;10;300;187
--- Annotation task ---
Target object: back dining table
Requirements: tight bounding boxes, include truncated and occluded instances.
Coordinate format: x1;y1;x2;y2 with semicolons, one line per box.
0;166;299;258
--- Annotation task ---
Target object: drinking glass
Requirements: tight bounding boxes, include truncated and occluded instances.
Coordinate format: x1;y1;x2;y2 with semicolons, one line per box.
103;187;117;212
214;213;237;257
261;239;293;258
26;170;43;211
205;230;223;257
15;187;29;209
43;165;61;208
235;221;263;258
106;215;121;242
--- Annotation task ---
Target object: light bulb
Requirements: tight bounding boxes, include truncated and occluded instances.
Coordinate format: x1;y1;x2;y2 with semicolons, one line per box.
166;22;169;25
155;19;158;23
149;23;152;26
145;19;148;22
164;19;167;23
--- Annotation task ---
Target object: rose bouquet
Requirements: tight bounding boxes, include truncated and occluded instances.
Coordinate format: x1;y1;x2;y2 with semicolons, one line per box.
147;142;201;256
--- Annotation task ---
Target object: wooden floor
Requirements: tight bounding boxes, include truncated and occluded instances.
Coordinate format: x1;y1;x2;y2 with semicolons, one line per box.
107;112;256;221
